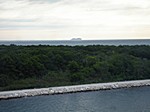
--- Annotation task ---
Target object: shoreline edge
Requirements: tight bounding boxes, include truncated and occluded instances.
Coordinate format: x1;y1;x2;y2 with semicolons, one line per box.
0;79;150;100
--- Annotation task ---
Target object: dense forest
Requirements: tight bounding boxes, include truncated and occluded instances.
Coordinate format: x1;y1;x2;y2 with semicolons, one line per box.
0;45;150;91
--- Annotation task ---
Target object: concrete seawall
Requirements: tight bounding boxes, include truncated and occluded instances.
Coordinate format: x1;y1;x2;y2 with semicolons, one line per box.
0;79;150;100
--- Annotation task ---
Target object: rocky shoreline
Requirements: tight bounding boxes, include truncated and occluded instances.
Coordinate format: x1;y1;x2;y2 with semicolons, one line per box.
0;79;150;100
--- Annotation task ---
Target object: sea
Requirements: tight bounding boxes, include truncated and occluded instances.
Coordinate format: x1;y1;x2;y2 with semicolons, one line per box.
0;86;150;112
0;39;150;46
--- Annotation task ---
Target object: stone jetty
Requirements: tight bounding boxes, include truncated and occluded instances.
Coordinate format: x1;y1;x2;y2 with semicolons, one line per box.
0;79;150;100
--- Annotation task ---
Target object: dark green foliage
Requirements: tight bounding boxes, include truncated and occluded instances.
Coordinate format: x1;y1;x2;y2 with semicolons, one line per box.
68;61;80;73
0;45;150;91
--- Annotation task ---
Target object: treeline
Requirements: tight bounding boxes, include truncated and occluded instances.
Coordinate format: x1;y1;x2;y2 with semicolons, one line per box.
0;45;150;91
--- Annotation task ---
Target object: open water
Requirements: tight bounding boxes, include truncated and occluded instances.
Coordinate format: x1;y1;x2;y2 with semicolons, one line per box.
0;39;150;46
0;86;150;112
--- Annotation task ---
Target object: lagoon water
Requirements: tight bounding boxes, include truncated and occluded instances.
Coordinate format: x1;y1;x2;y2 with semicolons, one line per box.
0;39;150;46
0;86;150;112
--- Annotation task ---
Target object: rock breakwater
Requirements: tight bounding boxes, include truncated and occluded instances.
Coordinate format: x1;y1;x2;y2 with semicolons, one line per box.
0;79;150;100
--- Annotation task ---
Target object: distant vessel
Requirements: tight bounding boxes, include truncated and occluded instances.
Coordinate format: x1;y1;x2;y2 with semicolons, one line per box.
71;38;82;41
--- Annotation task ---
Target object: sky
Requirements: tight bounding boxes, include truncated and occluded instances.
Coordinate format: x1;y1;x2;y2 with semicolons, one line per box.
0;0;150;40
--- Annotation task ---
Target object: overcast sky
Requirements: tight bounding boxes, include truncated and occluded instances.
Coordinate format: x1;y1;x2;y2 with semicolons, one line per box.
0;0;150;40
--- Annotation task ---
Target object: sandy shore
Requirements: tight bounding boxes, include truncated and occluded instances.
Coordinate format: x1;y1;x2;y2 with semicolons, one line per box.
0;79;150;100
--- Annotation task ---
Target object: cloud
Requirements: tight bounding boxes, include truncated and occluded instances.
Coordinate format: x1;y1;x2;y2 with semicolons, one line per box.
0;0;150;40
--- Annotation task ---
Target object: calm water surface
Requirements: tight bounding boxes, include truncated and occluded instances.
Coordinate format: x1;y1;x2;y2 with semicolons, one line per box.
0;86;150;112
0;39;150;46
